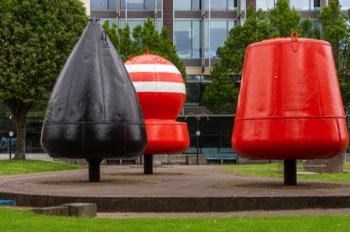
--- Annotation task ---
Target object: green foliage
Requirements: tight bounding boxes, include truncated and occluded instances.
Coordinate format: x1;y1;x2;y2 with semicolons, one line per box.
0;0;87;107
319;0;348;70
2;207;350;232
318;0;350;108
202;63;240;114
269;0;301;37
300;18;321;39
203;6;272;114
0;160;83;175
0;0;88;159
340;82;350;110
103;18;186;78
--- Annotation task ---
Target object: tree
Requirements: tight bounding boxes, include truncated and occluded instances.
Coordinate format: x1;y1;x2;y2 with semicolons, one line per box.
0;0;88;159
202;0;320;114
319;0;348;70
300;18;321;39
203;5;273;113
103;18;186;78
269;0;301;37
318;1;350;109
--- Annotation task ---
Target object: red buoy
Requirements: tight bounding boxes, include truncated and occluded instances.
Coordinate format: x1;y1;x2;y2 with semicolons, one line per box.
232;32;349;160
125;53;190;155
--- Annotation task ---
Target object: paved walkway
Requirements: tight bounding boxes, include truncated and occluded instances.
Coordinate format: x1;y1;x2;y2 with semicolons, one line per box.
0;165;350;213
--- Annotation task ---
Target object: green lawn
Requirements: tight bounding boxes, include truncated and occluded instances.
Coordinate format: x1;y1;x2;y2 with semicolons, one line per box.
0;207;349;232
0;160;84;175
222;162;350;181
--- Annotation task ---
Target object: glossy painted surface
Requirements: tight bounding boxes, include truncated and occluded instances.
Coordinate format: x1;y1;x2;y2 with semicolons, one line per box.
125;57;186;120
125;53;190;154
232;35;349;159
41;20;147;158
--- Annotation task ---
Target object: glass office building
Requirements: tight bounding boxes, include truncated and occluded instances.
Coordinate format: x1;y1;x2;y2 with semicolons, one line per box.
1;0;348;155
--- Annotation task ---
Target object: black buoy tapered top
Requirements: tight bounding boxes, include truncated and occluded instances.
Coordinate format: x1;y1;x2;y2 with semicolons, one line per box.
41;19;147;159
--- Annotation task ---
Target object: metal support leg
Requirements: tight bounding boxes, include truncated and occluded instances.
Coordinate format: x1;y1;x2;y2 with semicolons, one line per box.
284;159;297;186
88;158;102;182
144;155;153;174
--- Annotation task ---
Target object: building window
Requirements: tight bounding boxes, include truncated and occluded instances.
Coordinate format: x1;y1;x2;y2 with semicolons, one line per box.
91;0;116;10
205;20;236;58
120;0;162;10
144;0;162;9
290;0;320;11
256;0;276;10
205;0;237;10
174;0;201;10
119;19;163;33
0;104;44;153
340;0;350;10
91;0;162;10
185;75;211;105
122;0;143;9
314;0;320;9
174;21;201;58
174;0;237;10
178;116;235;154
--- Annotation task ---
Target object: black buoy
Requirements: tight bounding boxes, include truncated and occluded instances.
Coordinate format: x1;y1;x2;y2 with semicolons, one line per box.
41;19;147;182
284;159;297;185
144;155;153;174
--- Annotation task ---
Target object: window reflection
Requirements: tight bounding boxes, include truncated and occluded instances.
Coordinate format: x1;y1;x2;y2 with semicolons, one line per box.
340;0;350;9
204;0;236;10
256;0;275;10
205;21;235;58
120;0;162;10
174;0;191;10
90;0;117;10
92;0;164;10
174;0;237;10
290;0;321;10
177;116;235;154
186;75;211;106
174;21;200;58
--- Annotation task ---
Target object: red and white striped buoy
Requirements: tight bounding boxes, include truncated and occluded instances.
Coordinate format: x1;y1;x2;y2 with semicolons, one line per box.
125;52;189;155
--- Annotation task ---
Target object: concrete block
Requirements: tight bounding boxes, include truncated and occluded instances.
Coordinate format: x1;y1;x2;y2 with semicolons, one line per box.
63;203;97;217
32;206;69;216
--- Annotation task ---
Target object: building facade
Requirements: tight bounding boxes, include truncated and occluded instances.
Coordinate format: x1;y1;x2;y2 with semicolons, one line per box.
1;0;349;155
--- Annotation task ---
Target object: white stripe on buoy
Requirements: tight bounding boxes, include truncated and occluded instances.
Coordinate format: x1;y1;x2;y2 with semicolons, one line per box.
125;64;181;74
133;82;186;94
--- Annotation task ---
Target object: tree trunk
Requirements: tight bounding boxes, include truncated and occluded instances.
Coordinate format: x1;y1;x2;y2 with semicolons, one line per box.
14;112;26;160
5;100;33;160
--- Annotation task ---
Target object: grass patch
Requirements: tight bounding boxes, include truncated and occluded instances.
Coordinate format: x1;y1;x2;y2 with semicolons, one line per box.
225;169;284;178
1;207;350;232
0;160;84;175
222;162;350;181
223;163;280;170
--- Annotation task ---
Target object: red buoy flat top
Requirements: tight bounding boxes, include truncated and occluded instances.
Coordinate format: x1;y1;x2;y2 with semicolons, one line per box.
232;33;349;160
125;53;189;154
